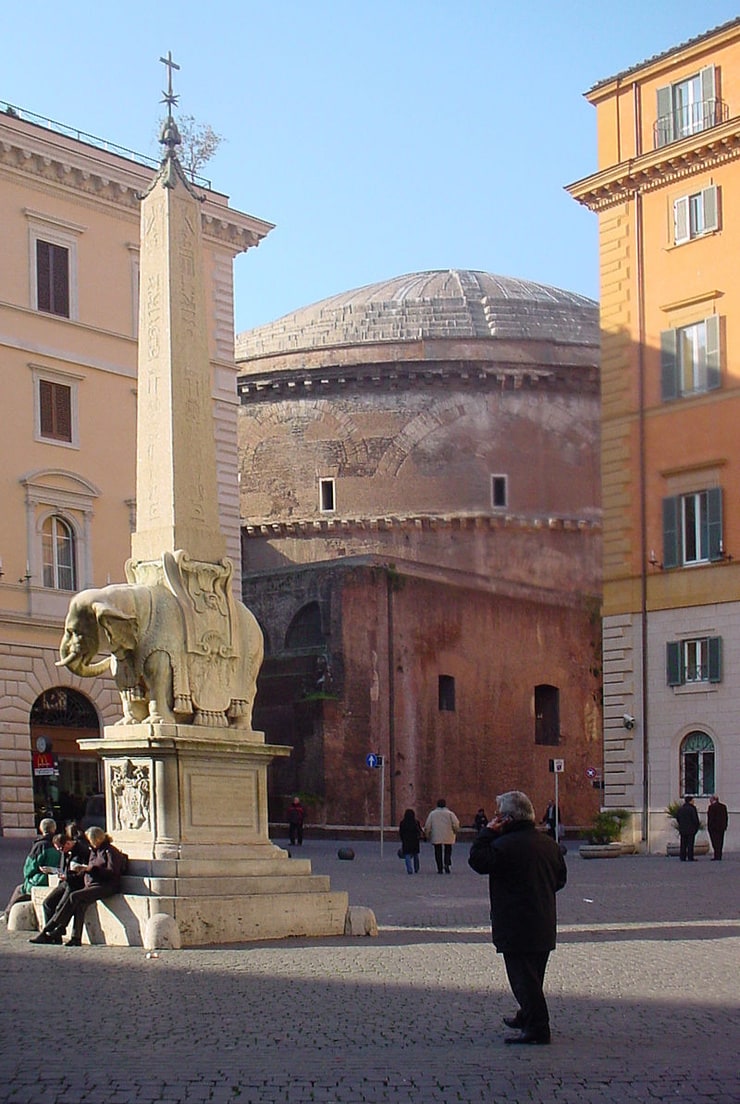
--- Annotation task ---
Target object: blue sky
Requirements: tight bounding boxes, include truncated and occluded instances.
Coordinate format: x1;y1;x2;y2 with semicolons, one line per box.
4;2;739;332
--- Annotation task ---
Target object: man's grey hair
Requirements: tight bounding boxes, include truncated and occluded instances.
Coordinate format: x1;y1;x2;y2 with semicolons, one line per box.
496;791;535;823
39;818;57;835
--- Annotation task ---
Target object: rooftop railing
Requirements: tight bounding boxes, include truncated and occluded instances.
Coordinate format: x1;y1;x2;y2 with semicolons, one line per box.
1;99;212;188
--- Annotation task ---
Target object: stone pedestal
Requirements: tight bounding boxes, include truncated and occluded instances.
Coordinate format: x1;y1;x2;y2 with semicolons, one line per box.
77;724;348;947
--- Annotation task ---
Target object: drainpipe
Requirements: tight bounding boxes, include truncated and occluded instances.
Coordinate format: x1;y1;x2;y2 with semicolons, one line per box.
386;568;396;826
634;84;650;847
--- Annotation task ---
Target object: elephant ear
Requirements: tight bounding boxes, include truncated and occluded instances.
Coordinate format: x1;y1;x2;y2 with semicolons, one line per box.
93;603;138;654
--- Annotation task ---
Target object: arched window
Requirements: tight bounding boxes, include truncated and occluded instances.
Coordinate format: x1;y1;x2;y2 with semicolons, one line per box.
30;687;99;729
42;515;76;590
680;731;715;796
285;602;325;650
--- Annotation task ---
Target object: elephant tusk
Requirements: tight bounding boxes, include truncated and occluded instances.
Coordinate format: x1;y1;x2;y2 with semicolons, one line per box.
55;654;112;677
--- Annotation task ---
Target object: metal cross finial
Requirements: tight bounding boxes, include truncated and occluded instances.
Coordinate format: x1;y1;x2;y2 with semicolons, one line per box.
160;51;181;120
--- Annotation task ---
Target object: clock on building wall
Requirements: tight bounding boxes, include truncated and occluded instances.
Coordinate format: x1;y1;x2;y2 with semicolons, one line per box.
35;735;51;753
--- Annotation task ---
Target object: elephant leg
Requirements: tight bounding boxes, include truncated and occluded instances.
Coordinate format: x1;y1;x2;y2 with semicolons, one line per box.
144;651;176;724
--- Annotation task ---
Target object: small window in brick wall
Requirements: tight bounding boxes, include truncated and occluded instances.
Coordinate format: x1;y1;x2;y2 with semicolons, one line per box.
438;675;456;712
491;475;508;509
535;684;560;745
319;478;336;513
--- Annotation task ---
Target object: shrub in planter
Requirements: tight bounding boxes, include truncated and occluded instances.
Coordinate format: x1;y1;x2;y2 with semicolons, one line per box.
589;809;630;845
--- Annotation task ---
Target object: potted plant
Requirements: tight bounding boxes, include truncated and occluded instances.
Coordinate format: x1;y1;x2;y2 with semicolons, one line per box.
664;801;709;857
579;808;630;858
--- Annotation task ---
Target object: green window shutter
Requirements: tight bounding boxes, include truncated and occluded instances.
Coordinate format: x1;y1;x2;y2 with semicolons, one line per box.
705;314;721;390
661;328;678;401
700;65;717;127
663;495;680;568
702;185;719;232
674;196;689;243
656;84;672;146
707;636;722;683
707;486;723;561
667;641;683;686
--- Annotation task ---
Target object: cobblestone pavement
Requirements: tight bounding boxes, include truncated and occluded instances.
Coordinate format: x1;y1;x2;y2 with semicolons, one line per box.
1;836;738;1103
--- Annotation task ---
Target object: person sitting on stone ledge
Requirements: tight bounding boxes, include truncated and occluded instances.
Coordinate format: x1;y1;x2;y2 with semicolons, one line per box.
30;826;126;946
40;825;91;933
1;818;59;922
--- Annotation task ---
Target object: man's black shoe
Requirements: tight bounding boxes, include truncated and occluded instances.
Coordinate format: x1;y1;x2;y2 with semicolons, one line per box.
64;937;82;946
503;1015;524;1029
505;1030;551;1045
29;931;62;945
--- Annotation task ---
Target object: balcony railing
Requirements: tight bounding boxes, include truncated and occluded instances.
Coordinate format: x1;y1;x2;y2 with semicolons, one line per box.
654;98;729;148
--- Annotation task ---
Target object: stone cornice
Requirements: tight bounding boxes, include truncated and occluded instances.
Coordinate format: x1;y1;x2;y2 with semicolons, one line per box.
238;360;598;401
242;510;601;539
567;118;740;211
0;116;273;254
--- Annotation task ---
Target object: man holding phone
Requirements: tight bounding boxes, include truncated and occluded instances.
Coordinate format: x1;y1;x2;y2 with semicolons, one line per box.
469;790;567;1045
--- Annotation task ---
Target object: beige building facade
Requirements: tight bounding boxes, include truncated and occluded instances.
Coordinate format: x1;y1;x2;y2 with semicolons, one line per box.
0;104;271;835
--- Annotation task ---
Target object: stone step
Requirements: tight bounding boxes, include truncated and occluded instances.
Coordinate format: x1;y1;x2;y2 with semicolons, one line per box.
121;873;332;896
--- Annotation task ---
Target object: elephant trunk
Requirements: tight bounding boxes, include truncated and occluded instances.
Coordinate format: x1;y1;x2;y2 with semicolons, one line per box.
56;634;112;678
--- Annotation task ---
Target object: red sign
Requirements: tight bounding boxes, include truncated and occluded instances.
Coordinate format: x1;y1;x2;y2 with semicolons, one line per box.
33;752;58;777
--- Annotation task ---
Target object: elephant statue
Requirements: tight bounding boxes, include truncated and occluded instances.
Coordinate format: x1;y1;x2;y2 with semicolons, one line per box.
57;558;264;731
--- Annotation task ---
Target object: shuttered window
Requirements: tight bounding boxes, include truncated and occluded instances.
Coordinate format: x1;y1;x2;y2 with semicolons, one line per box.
655;66;717;148
660;316;721;401
662;488;723;568
673;185;719;244
667;637;722;686
36;240;70;317
39;380;73;442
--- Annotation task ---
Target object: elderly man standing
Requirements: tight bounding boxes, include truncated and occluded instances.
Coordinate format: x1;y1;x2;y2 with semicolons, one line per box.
469;790;567;1045
424;798;460;874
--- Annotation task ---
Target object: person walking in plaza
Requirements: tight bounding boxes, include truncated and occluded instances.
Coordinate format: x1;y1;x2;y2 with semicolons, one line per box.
541;800;561;840
473;808;489;833
424;798;460;874
398;808;424;874
675;794;701;861
287;796;306;846
30;826;126;946
707;795;729;861
469;790;567;1045
1;817;59;922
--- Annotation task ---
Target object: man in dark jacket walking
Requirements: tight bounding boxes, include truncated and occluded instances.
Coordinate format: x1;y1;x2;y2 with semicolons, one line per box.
675;795;701;861
707;795;728;861
469;790;566;1045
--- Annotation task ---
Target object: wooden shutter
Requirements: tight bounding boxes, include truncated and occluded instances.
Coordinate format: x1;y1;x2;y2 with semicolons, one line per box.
662;496;680;568
707;636;722;683
36;240;51;312
673;196;689;243
38;379;71;441
700;65;716;127
666;641;682;686
707;486;723;561
39;379;54;436
656;84;672;146
702;185;719;232
661;328;678;401
705;314;721;390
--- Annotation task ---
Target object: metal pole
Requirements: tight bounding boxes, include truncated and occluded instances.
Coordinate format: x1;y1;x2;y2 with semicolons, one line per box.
554;771;559;843
380;757;385;859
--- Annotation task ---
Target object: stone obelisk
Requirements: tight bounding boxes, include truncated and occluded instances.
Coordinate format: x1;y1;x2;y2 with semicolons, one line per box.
75;57;348;948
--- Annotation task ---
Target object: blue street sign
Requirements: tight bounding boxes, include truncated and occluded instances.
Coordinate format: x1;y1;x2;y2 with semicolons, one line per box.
366;753;383;768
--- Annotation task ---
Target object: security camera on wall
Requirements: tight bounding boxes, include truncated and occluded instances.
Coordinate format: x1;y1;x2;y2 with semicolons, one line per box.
622;713;635;730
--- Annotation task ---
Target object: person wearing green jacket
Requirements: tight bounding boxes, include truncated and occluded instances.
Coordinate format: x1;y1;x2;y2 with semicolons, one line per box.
1;818;60;920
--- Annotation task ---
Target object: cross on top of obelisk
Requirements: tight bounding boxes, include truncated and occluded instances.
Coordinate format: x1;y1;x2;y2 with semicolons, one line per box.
160;50;180;122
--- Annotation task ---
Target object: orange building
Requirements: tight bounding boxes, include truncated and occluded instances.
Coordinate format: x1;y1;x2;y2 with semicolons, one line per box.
0;102;271;835
568;18;740;851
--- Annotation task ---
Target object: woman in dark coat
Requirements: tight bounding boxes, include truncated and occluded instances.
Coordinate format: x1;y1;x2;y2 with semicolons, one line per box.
399;808;424;874
469;790;567;1045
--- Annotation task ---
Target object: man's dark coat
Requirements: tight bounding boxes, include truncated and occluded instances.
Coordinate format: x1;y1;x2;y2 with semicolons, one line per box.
468;821;567;952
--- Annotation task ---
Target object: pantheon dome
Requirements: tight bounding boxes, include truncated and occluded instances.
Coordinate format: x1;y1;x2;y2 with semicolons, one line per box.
235;269;601;832
236;268;598;371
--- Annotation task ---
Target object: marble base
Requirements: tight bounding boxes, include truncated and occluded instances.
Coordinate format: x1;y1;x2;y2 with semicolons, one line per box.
71;723;348;946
